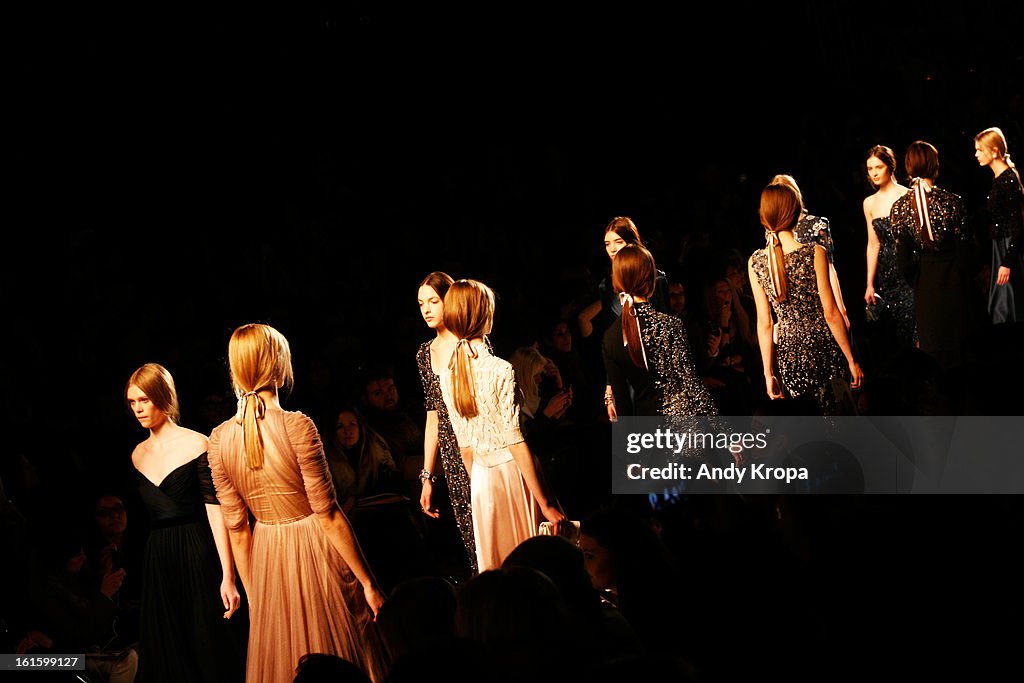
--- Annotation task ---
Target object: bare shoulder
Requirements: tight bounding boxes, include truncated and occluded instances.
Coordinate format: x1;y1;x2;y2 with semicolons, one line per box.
180;428;210;452
131;440;150;468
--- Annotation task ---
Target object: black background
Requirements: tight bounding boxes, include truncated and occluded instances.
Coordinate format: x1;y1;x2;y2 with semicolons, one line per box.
7;1;1024;495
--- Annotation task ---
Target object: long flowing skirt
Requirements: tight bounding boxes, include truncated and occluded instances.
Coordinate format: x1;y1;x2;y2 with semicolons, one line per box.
988;236;1024;324
471;457;539;572
139;521;246;683
246;514;386;683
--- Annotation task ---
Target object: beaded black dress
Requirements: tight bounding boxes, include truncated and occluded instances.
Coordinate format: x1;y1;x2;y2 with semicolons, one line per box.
871;216;918;348
134;454;246;683
417;340;477;576
984;168;1024;323
750;245;848;415
602;302;718;419
890;184;972;369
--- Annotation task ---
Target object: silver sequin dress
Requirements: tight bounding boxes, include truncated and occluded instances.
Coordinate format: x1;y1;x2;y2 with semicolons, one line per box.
417;340;477;575
750;245;848;415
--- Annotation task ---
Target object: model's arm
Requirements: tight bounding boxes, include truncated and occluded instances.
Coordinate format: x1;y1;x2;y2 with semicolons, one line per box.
601;329;629;418
748;256;782;399
205;504;241;618
577;299;602;338
226;522;253;597
815;246;863;388
197;448;241;618
864;201;881;304
508;441;566;528
459;446;473;478
996;176;1022;285
729;282;756;348
828;262;850;330
316;506;384;615
420;410;440;518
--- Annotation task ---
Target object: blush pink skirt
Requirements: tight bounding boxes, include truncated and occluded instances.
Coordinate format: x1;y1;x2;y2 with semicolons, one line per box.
471;457;540;572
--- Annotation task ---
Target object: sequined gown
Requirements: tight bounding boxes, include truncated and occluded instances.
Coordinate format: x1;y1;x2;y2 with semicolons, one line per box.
601;302;718;418
416;340;477;576
984;168;1024;323
750;245;848;415
208;409;387;683
871;216;918;348
794;214;834;259
890;184;972;369
439;343;541;572
135;454;246;683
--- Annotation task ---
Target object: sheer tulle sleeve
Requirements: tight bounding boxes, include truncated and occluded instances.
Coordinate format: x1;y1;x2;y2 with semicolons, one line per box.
207;425;249;532
284;411;339;515
416;343;438;411
196;452;220;505
496;364;525;447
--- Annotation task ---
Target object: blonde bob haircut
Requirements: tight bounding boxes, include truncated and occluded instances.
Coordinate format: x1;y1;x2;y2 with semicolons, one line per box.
228;323;295;469
442;279;495;419
126;363;180;425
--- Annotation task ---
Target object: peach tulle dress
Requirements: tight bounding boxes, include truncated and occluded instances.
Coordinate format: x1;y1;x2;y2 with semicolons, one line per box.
208;409;386;683
440;343;540;572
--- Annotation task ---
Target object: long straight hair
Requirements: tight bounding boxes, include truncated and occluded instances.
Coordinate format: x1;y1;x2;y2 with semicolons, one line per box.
759;184;802;302
442;280;495;418
228;323;294;469
612;244;656;369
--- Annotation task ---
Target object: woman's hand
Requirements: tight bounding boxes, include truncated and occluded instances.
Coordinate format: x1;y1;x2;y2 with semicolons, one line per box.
363;584;386;619
420;480;440;519
100;568;126;600
221;576;242;619
720;299;733;328
542;359;562;387
765;375;784;400
707;329;722;357
997;266;1011;286
543;390;571;419
864;286;876;305
848;361;864;390
541;503;568;536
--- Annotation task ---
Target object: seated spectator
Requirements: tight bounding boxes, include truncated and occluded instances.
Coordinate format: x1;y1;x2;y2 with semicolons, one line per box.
502;535;644;669
86;493;143;607
357;361;424;493
322;404;400;513
30;532;138;682
293;653;371;683
538;315;599;422
321;404;429;593
374;576;456;663
579;507;687;658
85;493;142;645
690;275;758;414
509;346;580;514
455;567;573;683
